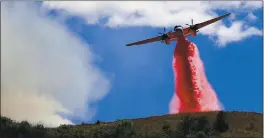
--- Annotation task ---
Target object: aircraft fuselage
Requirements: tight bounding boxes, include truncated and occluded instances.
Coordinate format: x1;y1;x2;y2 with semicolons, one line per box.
162;26;184;45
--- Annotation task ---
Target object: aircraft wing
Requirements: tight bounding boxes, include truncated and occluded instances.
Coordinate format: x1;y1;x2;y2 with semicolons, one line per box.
126;13;231;46
183;13;231;34
126;36;162;46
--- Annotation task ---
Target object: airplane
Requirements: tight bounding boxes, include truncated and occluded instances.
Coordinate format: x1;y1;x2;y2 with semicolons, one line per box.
126;13;231;46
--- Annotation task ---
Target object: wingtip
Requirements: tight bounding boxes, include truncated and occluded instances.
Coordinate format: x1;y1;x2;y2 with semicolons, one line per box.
226;13;231;16
221;13;231;18
126;43;135;46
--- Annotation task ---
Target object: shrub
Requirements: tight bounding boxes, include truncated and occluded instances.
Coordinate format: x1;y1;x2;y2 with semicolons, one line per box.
245;122;254;130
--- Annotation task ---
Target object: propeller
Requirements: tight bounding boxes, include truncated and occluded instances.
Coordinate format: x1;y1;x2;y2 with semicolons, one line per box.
158;27;167;34
185;18;200;34
185;19;194;27
157;27;170;42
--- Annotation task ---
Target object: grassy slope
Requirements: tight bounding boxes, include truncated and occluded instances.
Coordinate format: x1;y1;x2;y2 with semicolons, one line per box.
1;111;263;138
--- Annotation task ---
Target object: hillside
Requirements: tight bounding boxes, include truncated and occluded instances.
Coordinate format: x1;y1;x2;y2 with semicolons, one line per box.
1;111;263;138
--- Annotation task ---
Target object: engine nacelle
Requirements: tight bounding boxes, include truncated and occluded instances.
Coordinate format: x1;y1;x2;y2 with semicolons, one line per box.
165;38;170;45
191;30;197;36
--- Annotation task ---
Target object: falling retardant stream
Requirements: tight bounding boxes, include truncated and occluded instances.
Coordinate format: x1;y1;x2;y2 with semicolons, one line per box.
169;36;222;114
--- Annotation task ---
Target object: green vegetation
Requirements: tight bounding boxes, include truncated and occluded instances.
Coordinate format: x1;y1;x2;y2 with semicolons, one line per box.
1;111;262;138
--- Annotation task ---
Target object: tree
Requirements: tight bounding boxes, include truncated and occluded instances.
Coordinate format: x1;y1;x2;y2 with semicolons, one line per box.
195;131;209;138
18;121;32;138
162;122;172;137
213;111;229;133
175;115;196;138
176;115;213;138
95;120;101;125
114;120;135;138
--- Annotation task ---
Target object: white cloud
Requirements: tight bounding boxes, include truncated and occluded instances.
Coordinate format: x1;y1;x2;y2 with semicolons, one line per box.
216;22;262;46
247;12;257;21
42;1;262;46
207;1;262;10
228;13;236;22
1;2;110;127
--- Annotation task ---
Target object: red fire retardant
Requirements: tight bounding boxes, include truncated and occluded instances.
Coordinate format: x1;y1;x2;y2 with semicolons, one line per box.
169;37;222;114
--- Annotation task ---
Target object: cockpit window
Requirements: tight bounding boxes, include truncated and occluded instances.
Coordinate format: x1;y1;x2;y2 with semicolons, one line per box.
174;26;182;31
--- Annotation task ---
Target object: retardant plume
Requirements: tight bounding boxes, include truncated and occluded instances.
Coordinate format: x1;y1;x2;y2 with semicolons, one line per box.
169;37;222;114
1;2;110;127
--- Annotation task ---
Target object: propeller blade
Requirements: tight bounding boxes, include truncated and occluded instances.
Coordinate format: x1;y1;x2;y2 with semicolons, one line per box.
191;19;193;25
164;27;166;33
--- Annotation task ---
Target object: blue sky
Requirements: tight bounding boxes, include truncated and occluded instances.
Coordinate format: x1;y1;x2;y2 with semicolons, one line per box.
44;4;263;124
2;2;262;126
43;2;263;124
